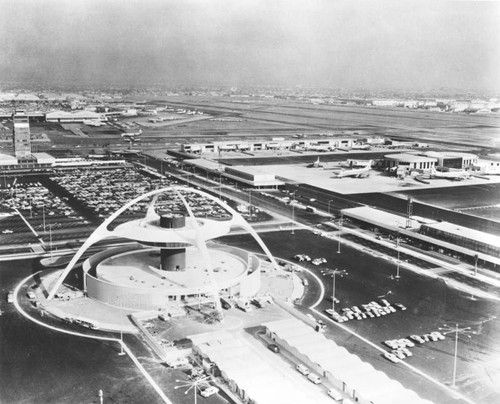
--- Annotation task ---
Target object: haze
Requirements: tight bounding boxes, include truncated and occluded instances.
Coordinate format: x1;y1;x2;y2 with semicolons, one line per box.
1;0;499;91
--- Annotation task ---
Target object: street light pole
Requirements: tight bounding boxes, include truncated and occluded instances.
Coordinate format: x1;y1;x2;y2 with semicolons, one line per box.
42;203;46;233
396;236;401;279
453;324;459;387
337;213;343;253
439;323;476;388
322;269;348;312
328;200;334;215
175;376;209;404
49;224;53;258
332;272;337;311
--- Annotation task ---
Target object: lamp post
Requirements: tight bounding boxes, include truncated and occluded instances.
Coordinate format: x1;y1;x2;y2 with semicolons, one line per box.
322;269;348;312
328;200;334;215
175;376;209;404
291;194;295;235
395;235;401;279
438;323;477;388
42;203;46;233
118;301;126;356
337;213;343;253
48;224;53;258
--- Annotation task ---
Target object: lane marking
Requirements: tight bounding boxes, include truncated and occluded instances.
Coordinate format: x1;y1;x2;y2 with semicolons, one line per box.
13;272;172;404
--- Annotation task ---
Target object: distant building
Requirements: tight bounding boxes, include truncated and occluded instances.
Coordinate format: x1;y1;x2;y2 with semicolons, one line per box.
384;151;477;171
383;153;437;171
181;137;356;154
13;113;31;158
420;151;477;169
45;110;105;123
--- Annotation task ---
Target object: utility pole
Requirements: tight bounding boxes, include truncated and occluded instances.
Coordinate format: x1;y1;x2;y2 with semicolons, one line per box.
322;269;348;312
337;212;343;253
438;323;476;388
396;235;401;279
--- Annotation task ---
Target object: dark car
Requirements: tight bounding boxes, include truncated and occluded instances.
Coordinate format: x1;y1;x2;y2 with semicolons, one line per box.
268;344;280;353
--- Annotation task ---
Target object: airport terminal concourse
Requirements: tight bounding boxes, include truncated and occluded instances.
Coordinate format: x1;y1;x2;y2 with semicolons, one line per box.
47;186;279;310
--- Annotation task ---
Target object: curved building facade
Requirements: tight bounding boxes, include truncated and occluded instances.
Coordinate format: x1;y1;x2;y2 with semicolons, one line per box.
48;186;280;311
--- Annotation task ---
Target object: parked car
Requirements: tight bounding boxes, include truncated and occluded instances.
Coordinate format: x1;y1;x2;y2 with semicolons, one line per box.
409;335;425;344
268;344;280;353
327;389;343;401
307;373;321;384
200;386;219;398
296;364;310;375
384;352;401;363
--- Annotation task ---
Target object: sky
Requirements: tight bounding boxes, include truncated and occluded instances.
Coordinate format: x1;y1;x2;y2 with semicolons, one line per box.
0;0;499;91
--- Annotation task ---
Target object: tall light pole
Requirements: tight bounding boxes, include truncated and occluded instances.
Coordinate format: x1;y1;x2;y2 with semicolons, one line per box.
337;212;343;253
438;323;477;388
291;191;296;235
395;235;401;279
48;224;53;257
328;200;334;215
175;376;209;404
322;269;348;312
42;203;46;233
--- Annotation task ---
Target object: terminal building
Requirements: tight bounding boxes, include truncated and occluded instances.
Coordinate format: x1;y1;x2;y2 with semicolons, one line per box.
45;110;106;123
181;137;361;154
383;151;478;171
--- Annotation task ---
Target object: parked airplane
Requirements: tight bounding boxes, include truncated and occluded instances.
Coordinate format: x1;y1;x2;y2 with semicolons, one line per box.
331;160;372;178
429;166;471;181
121;129;143;140
306;157;323;168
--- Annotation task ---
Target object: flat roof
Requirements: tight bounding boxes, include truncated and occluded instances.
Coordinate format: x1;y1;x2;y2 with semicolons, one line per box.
343;206;421;230
423;221;500;247
189;330;331;404
0;153;17;166
184;158;223;172
384;153;437;162
263;318;433;404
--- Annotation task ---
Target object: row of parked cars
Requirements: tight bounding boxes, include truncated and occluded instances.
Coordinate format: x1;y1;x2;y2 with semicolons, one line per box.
325;299;406;323
383;331;446;363
293;254;327;266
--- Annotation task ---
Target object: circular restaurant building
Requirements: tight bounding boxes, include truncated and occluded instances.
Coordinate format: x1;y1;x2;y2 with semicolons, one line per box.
47;187;280;311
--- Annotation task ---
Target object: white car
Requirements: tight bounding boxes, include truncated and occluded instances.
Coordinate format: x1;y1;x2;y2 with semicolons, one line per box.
307;373;321;384
384;352;400;363
409;335;425;344
200;386;219;398
327;389;343;401
392;349;406;360
296;364;310;375
431;331;445;341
